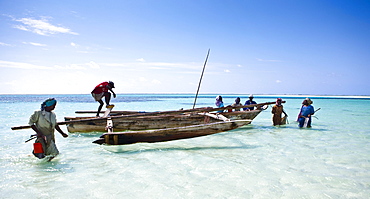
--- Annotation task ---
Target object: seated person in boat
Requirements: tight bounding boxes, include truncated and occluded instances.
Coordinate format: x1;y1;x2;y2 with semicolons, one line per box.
231;97;243;111
243;94;257;111
91;81;116;117
215;95;224;113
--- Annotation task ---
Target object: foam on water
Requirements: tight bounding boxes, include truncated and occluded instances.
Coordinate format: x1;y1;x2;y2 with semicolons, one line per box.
1;94;369;198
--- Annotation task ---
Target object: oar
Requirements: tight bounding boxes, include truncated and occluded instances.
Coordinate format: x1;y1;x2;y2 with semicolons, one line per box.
11;101;284;130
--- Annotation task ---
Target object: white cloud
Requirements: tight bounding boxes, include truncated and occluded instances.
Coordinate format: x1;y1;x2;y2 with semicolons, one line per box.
276;80;282;83
53;61;99;70
23;42;47;47
87;61;100;69
224;69;230;73
13;17;78;36
136;58;145;62
0;42;12;46
70;42;77;47
55;64;87;70
0;60;51;69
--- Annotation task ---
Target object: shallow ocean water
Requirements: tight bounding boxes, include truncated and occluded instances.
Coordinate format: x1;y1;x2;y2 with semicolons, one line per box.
1;94;369;198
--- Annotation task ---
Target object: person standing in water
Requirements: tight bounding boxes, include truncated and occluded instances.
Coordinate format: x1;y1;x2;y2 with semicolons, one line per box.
298;99;315;128
28;98;68;161
91;81;116;117
297;98;313;121
271;98;288;126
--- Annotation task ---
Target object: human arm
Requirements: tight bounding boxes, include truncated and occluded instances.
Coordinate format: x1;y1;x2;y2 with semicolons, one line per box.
271;106;276;114
28;111;46;142
55;125;68;138
282;109;288;117
304;106;315;118
30;125;47;143
109;88;116;98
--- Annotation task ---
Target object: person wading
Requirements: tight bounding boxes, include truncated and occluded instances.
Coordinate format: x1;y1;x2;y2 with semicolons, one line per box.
29;98;68;161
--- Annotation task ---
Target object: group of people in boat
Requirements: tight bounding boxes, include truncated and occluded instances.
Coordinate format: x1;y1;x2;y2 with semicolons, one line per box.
215;94;259;112
215;95;316;128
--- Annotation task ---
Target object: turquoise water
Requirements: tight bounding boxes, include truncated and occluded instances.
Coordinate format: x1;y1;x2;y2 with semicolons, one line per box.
1;94;370;198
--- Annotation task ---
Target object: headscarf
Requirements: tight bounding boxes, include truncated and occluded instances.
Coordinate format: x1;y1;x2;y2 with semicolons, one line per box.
41;98;57;111
305;98;313;105
276;98;282;106
235;97;240;104
215;95;223;107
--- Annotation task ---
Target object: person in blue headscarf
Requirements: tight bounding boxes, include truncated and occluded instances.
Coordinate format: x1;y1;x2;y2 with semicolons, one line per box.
215;95;224;113
28;98;68;161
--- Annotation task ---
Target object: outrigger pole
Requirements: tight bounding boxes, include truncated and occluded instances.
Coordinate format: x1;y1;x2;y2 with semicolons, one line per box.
192;49;210;109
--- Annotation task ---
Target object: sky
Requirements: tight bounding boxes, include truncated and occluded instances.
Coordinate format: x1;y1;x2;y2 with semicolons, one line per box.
0;0;369;95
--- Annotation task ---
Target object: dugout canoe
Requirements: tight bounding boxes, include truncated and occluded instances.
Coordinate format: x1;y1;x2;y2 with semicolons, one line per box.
63;101;281;133
93;119;252;145
65;109;262;133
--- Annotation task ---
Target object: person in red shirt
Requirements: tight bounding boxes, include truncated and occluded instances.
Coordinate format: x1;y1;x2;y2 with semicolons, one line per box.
91;81;116;116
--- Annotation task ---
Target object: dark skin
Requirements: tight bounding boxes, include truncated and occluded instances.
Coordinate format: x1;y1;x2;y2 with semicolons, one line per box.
96;87;116;117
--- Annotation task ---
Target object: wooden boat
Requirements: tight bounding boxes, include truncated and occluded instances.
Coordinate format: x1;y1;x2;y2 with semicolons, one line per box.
93;119;252;145
64;101;281;133
65;109;262;133
11;101;282;132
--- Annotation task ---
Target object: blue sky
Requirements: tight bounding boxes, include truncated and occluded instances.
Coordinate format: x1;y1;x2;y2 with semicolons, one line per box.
0;0;369;95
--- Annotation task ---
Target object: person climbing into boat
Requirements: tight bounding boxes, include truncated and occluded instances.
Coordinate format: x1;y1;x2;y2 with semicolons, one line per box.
271;98;288;126
215;95;224;113
28;98;68;161
298;99;315;128
91;81;116;117
243;94;257;111
231;97;243;111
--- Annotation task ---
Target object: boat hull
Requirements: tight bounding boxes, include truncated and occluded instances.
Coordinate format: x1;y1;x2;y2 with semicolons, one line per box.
93;119;252;145
65;110;261;133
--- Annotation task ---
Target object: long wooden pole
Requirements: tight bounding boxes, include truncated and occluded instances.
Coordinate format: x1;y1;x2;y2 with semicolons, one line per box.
192;49;210;109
